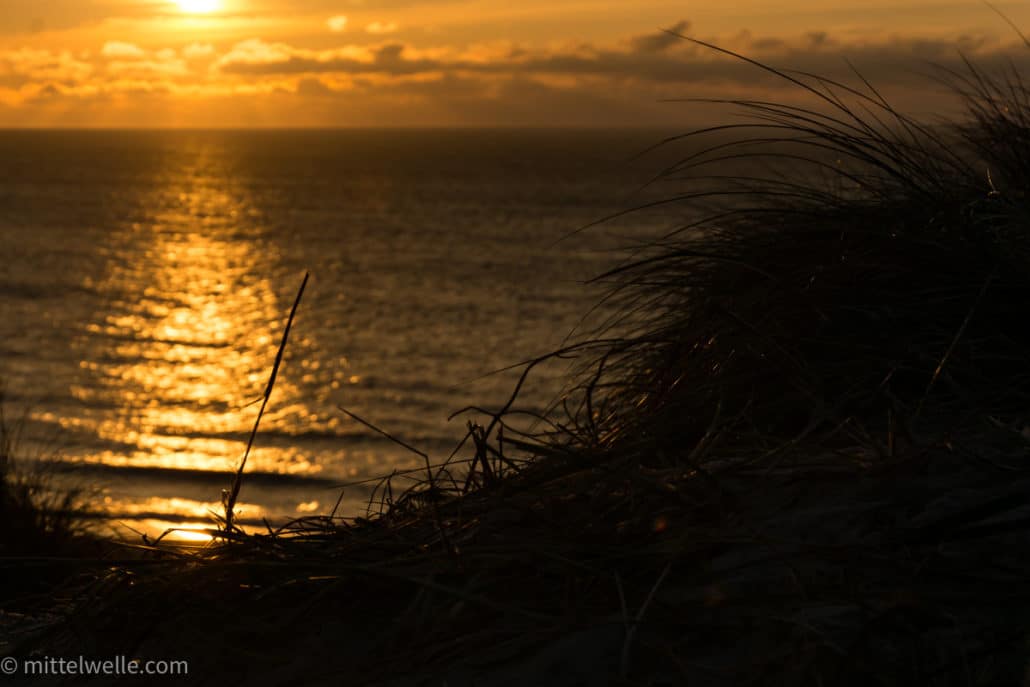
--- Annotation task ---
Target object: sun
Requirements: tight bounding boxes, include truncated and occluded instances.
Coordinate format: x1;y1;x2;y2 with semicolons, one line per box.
175;0;220;13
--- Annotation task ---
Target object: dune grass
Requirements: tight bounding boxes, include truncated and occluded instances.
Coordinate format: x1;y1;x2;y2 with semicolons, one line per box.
0;385;109;656
9;36;1030;686
0;386;91;558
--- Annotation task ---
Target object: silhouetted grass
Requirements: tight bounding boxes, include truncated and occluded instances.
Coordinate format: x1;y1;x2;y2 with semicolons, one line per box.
0;385;113;656
13;36;1030;687
0;385;91;557
545;35;1030;465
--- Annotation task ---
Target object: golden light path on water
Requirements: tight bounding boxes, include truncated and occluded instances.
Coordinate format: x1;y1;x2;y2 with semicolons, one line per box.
101;497;263;543
48;143;350;540
72;225;305;474
7;131;643;542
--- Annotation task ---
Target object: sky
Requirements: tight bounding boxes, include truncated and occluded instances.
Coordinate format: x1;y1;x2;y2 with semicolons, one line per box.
2;0;1030;127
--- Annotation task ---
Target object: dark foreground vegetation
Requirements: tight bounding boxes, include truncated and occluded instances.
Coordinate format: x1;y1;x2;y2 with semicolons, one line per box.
6;40;1030;685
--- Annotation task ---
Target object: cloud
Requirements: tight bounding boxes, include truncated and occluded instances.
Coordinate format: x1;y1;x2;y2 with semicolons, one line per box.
366;21;398;35
183;43;215;59
806;31;832;49
269;71;690;127
2;23;1026;127
296;76;334;95
99;44;189;77
215;39;432;75
190;25;1030;129
0;48;93;84
106;58;188;77
327;15;348;32
208;29;1011;91
101;41;146;59
217;38;298;66
630;20;691;54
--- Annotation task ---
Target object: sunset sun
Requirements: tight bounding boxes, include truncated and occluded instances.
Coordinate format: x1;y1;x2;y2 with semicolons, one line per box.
175;0;220;13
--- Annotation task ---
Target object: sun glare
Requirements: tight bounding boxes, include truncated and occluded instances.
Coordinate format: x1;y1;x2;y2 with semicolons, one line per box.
175;0;220;13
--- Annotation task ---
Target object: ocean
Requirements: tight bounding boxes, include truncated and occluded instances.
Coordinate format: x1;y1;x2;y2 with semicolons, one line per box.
0;128;681;539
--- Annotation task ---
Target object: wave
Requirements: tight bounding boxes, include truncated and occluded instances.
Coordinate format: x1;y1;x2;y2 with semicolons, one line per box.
137;427;460;448
80;509;270;529
82;331;235;350
47;460;341;487
0;279;107;301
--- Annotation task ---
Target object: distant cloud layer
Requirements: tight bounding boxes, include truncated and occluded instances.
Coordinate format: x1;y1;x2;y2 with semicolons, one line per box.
0;19;1026;126
207;24;1015;91
101;41;146;59
631;20;692;53
365;21;399;35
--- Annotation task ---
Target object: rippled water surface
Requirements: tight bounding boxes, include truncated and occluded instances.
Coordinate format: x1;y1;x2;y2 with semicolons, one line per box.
0;129;678;536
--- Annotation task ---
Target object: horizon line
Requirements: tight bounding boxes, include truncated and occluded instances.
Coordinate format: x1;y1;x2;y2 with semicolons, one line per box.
0;124;686;132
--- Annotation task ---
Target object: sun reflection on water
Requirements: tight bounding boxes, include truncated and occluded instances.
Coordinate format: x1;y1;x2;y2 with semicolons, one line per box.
74;228;277;465
68;147;317;483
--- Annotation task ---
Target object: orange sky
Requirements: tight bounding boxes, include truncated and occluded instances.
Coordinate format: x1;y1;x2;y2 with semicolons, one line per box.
2;1;1030;127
